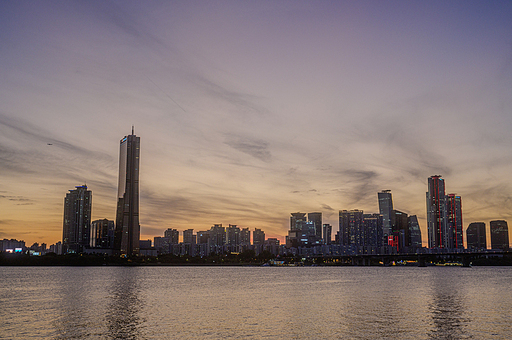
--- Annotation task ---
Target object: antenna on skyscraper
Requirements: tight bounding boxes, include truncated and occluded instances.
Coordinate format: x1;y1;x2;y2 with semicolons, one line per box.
132;125;134;135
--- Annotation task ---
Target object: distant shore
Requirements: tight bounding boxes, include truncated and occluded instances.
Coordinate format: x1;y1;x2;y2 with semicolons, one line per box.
1;252;511;266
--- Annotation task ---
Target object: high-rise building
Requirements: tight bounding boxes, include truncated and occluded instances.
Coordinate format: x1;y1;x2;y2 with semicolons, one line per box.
378;190;393;244
308;212;323;239
253;228;265;246
426;175;447;248
287;212;307;247
62;185;91;253
408;215;422;248
227;225;241;246
323;224;332;245
209;224;226;254
393;210;409;249
226;225;241;251
466;222;486;250
183;229;196;244
490;220;509;250
363;213;383;248
290;213;307;231
90;219;114;249
338;210;364;246
446;194;463;249
286;212;319;247
114;128;140;256
240;228;251;247
164;228;179;244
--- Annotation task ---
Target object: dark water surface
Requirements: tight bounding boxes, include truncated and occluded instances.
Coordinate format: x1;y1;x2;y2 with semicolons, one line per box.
1;266;511;339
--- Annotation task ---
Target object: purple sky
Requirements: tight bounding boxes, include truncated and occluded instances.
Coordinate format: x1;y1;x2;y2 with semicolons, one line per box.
1;1;512;246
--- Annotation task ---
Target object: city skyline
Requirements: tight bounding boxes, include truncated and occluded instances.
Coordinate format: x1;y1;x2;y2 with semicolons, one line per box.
2;1;512;246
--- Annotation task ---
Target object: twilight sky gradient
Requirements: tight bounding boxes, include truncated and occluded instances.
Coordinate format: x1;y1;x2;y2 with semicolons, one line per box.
1;1;512;246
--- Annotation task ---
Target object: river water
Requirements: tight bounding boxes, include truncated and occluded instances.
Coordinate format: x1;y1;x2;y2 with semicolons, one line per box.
1;266;511;339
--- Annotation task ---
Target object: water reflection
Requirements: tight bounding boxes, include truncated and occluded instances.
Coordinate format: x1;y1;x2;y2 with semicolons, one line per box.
106;268;146;340
52;269;96;339
427;270;471;339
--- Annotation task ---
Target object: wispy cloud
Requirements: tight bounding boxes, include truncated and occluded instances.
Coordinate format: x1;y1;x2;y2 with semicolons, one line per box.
224;135;271;162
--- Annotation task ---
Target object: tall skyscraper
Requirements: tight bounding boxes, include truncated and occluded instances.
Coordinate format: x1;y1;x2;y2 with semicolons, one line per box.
426;175;446;248
378;190;393;244
490;220;509;250
308;212;323;239
393;210;409;250
322;224;332;245
114;128;140;256
408;215;422;248
446;194;463;249
338;210;364;246
466;222;486;250
62;185;92;253
363;213;383;248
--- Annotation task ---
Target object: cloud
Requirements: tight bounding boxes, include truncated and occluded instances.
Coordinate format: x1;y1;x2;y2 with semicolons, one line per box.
0;195;34;205
338;169;380;205
0;112;116;182
321;204;334;211
224;135;272;162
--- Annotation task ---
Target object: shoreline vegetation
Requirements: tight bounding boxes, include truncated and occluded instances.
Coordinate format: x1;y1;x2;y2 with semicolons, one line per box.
1;251;512;267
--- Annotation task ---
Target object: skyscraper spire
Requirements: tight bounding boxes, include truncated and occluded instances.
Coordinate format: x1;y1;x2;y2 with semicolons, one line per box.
132;125;134;135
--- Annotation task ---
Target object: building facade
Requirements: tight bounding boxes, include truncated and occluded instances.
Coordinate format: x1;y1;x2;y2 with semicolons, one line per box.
408;215;422;248
426;175;447;248
378;190;393;244
308;212;323;239
466;222;486;250
490;220;509;250
114;129;140;256
446;194;463;249
90;219;114;249
62;185;91;253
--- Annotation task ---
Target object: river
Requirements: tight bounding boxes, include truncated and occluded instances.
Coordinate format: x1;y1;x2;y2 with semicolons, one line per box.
1;266;511;339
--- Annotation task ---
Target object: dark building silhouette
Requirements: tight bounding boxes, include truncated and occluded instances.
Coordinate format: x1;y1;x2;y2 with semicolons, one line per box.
209;224;226;254
62;185;91;253
240;228;251;248
363;213;383;248
490;220;509;250
393;210;409;250
226;224;241;251
287;212;306;247
114;128;140;256
183;229;196;245
287;212;322;247
164;228;179;244
446;194;463;249
253;228;265;246
466;222;486;250
339;210;364;246
378;190;393;244
253;228;265;254
323;224;332;245
427;175;447;248
139;239;152;248
308;212;323;239
90;218;114;249
408;215;422;248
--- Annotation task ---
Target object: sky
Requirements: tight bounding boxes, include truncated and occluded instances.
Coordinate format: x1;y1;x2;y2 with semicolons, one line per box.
1;0;512;247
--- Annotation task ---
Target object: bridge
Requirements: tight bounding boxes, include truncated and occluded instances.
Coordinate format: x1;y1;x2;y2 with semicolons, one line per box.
310;250;510;267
